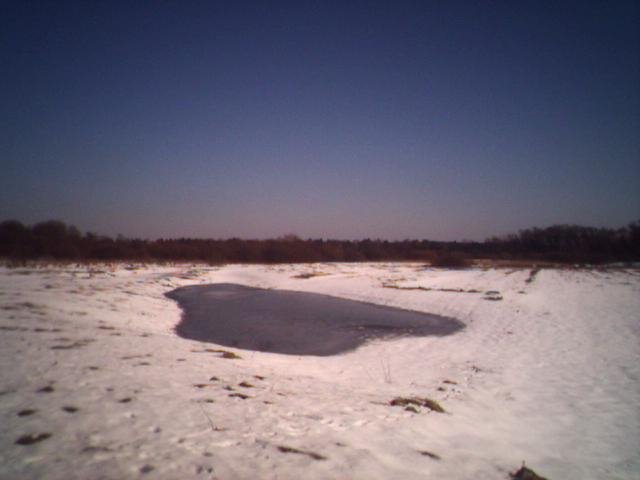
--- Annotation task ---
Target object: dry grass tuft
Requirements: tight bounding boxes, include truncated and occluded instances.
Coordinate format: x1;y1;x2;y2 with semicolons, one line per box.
525;268;541;284
390;397;445;413
293;272;329;279
192;348;242;359
15;433;52;445
277;445;327;461
419;450;441;460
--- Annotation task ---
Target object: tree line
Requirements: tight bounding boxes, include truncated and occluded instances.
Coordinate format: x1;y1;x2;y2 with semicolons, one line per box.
0;219;638;264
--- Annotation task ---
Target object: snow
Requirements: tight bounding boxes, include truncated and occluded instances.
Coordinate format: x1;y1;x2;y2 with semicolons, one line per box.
0;262;638;479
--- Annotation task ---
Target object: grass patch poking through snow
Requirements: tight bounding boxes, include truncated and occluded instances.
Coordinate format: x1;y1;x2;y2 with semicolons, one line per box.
293;271;330;279
277;445;327;461
15;433;52;445
390;397;445;413
191;348;242;359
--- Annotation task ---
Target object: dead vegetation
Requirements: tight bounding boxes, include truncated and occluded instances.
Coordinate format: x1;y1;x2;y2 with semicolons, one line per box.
191;348;242;359
15;433;52;445
121;353;152;360
390;397;445;413
139;464;154;474
277;445;327;461
510;464;548;480
382;284;483;294
483;291;503;301
51;338;95;350
2;219;638;264
228;393;250;400
293;271;329;279
17;409;37;417
428;251;472;268
0;325;29;332
526;268;541;284
81;445;113;454
419;450;441;460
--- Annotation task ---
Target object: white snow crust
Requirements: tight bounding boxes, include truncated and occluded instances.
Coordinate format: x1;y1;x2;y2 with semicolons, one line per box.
1;262;638;479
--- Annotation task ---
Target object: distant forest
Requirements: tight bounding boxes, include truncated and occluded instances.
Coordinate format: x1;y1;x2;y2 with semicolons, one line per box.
1;219;639;265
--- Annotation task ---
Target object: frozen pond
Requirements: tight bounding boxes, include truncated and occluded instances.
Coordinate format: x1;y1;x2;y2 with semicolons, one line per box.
166;283;465;355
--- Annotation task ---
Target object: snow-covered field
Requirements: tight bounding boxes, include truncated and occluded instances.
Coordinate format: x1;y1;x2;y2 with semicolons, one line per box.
0;262;638;479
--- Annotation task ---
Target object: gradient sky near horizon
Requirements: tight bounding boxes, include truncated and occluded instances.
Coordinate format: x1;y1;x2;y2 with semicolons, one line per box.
1;1;639;240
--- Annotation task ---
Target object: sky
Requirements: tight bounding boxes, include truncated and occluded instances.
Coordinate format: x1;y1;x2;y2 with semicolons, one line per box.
1;1;638;241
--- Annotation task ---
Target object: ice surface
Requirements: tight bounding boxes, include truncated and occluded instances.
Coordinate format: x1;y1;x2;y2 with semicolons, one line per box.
167;283;464;355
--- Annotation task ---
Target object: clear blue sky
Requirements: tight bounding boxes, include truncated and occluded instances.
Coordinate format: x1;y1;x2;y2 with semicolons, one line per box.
1;1;638;240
